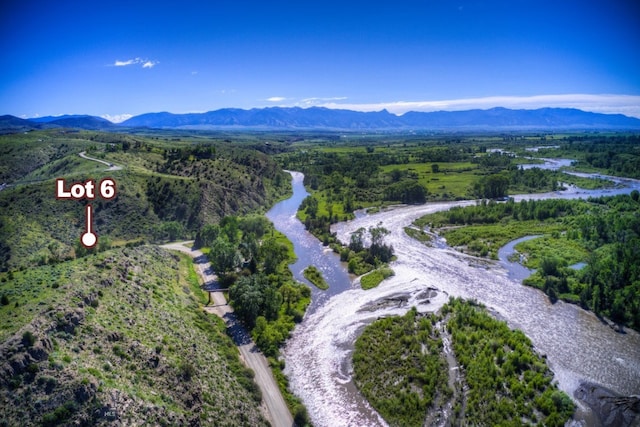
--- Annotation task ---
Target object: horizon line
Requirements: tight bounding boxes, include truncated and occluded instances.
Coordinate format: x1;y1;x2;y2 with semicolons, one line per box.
14;94;640;122
293;94;640;119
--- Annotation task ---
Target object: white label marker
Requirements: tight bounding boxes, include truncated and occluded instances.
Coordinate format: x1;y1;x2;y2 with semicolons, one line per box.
81;205;98;248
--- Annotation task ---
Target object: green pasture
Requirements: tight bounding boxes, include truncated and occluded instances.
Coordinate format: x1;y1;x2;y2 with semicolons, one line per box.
381;162;480;199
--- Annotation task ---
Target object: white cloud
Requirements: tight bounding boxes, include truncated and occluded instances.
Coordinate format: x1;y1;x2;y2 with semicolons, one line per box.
112;57;158;68
114;59;136;67
298;97;348;107
264;96;349;107
314;94;640;118
101;114;133;123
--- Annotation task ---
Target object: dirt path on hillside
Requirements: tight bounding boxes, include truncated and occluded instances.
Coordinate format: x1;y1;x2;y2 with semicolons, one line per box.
162;241;294;427
79;151;122;171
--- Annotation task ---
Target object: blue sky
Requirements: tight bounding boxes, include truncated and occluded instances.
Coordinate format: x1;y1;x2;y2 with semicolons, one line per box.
2;0;639;121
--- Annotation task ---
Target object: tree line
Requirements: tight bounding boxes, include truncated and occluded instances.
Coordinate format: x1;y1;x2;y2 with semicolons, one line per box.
555;135;640;179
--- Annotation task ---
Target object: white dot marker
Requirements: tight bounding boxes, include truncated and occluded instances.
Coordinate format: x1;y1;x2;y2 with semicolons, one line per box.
81;205;98;248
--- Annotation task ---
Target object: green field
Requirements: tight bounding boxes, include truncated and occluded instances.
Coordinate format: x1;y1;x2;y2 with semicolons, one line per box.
381;161;479;199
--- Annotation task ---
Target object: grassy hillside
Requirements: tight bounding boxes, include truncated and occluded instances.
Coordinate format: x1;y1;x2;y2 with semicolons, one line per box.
0;130;290;271
0;129;303;425
0;245;266;426
0;130;95;184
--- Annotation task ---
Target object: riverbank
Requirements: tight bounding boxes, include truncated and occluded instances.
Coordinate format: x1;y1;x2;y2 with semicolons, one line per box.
414;193;640;330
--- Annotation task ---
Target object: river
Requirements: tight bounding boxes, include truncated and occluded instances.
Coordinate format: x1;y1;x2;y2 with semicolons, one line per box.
267;168;640;427
265;172;355;311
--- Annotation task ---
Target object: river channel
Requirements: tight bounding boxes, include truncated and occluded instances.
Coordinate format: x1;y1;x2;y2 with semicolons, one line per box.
266;168;640;427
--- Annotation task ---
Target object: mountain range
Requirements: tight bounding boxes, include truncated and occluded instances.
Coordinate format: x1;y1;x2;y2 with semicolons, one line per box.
119;107;640;130
3;107;640;132
0;114;116;134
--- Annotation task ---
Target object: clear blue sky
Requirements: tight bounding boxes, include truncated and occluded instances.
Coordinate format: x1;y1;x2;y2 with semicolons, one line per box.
2;0;639;120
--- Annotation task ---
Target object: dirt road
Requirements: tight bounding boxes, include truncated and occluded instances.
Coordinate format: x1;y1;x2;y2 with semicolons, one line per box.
162;242;294;427
79;151;122;171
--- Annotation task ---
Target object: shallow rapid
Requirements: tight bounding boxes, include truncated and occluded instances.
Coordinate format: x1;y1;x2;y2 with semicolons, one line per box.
269;170;640;427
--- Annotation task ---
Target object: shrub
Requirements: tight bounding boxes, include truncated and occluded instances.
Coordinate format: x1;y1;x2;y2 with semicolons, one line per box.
180;362;196;381
41;400;77;426
294;405;310;426
22;331;36;347
303;266;329;290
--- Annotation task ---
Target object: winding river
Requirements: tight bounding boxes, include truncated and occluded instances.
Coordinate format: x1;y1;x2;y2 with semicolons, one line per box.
266;168;640;427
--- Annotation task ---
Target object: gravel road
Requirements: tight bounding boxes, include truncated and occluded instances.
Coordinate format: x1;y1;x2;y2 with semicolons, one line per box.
162;242;294;427
79;151;122;171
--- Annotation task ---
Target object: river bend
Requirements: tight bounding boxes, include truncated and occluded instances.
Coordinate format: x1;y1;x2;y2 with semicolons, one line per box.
268;170;640;427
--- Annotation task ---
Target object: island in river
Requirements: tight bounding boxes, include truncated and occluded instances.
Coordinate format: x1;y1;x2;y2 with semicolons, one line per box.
270;166;640;426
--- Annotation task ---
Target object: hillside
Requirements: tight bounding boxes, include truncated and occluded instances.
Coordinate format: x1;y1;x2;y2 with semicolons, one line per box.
0;130;97;183
120;106;640;130
0;245;267;426
0;129;296;425
29;115;116;130
0;130;290;271
0;115;48;134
